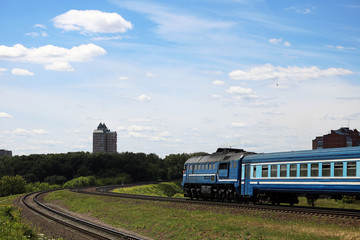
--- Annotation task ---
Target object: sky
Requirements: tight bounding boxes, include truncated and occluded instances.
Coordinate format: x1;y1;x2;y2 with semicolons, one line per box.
0;0;359;157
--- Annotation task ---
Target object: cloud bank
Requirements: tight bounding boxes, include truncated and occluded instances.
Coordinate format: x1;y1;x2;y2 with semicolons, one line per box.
53;10;133;34
0;43;106;71
229;64;353;82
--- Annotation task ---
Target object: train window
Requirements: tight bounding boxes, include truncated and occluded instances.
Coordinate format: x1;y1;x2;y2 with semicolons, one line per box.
347;162;356;177
280;164;287;177
290;164;297;177
311;163;319;177
223;155;231;161
271;165;277;177
253;166;257;178
334;162;343;177
322;163;330;177
300;164;307;177
202;164;205;170
262;165;268;178
219;163;228;170
233;162;237;168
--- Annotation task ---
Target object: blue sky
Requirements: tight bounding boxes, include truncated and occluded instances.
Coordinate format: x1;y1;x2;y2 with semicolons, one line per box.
0;0;359;157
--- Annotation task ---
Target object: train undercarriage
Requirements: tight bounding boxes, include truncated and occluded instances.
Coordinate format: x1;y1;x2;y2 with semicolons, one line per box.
183;184;300;205
184;184;360;207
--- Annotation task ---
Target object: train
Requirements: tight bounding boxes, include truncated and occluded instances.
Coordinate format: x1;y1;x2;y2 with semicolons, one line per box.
181;146;360;205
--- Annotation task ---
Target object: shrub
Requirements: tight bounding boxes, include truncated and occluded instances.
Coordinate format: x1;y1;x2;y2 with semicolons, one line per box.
0;175;27;197
0;205;37;239
62;176;97;188
25;182;61;193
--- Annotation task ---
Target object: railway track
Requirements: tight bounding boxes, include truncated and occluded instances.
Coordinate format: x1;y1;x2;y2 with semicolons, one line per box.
21;191;147;240
73;185;360;220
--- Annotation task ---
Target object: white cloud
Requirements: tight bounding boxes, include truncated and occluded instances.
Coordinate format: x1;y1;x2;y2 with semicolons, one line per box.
269;38;282;44
25;31;48;37
327;45;356;50
228;64;353;82
34;24;46;29
231;122;246;128
25;32;39;37
127;125;158;132
118;76;129;81
0;112;12;118
32;129;51;135
115;1;233;43
138;94;151;101
0;43;106;71
126;131;148;138
129;118;153;122
66;129;81;133
269;38;291;47
0;68;6;74
146;72;156;78
203;70;223;75
53;10;133;34
11;68;34;76
92;36;125;41
285;6;315;14
212;80;225;86
45;62;74;71
13;128;31;136
226;86;258;99
12;128;50;136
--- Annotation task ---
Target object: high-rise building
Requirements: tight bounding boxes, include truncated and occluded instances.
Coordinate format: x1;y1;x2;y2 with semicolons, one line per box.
312;127;360;150
93;123;117;153
0;149;12;157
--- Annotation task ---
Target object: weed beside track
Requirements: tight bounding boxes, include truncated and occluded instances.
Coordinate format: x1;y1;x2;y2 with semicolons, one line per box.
45;189;360;240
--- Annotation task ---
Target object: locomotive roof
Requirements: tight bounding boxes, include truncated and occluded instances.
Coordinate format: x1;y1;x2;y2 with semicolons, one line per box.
242;146;360;163
185;148;250;164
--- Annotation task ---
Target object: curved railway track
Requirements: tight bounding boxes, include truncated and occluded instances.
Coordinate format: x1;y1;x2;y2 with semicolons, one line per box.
21;191;146;240
73;185;360;220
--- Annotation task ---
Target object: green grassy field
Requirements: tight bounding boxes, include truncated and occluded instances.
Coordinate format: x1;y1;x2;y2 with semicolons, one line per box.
0;195;37;240
45;189;360;240
112;181;184;198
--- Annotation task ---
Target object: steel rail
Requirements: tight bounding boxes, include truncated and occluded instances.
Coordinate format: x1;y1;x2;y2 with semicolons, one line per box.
72;186;360;220
21;191;146;240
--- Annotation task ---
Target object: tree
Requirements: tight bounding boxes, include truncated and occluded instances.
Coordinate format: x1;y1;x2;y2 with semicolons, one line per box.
0;175;27;197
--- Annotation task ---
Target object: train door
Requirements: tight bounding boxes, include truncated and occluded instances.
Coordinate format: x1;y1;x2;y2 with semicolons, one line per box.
244;164;251;196
218;162;229;179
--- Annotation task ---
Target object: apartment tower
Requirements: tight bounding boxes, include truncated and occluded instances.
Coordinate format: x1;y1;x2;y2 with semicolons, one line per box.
93;123;117;153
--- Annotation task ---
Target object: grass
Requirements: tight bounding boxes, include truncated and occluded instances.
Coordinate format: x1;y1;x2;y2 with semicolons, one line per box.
112;181;185;197
0;194;63;240
297;197;360;210
0;194;37;240
45;190;360;240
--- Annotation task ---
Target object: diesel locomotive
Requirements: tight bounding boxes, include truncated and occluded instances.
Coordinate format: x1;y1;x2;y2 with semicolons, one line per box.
181;147;360;205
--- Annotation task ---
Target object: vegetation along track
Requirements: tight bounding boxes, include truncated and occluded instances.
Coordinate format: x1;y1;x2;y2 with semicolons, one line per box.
21;190;146;240
73;185;360;220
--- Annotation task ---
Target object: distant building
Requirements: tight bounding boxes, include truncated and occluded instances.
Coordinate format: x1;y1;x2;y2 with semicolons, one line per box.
0;149;12;157
93;123;117;153
312;127;360;150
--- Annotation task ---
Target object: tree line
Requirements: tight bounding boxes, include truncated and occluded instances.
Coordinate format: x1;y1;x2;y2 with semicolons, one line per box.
0;151;206;185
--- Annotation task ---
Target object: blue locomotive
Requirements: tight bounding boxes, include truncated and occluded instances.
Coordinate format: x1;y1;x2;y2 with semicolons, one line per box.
181;147;360;205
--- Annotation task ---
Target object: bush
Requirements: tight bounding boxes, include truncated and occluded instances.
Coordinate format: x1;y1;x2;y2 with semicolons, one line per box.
62;176;97;188
44;175;67;185
0;175;27;197
25;182;61;193
0;205;37;239
97;173;132;186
